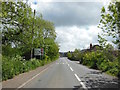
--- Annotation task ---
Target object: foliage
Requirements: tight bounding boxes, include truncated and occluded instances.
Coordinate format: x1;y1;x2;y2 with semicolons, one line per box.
98;1;120;49
2;55;56;81
96;1;120;77
67;48;119;77
1;1;59;81
45;39;59;60
67;49;81;61
67;51;72;59
1;1;59;58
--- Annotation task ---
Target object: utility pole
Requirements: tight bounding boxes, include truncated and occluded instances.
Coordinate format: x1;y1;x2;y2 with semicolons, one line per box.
31;9;36;59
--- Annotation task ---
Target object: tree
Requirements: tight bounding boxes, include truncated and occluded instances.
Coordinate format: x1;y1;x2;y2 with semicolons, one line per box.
98;1;120;77
67;51;72;59
2;1;34;55
98;1;120;49
1;1;59;59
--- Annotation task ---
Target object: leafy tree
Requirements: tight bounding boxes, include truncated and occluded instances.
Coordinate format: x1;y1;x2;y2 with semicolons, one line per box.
1;1;59;59
67;51;72;59
98;1;120;49
45;39;59;59
2;1;34;55
98;1;120;77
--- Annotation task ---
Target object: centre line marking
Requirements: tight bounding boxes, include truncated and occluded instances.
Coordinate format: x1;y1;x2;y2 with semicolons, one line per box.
74;74;87;89
74;74;81;82
70;67;73;71
68;64;70;66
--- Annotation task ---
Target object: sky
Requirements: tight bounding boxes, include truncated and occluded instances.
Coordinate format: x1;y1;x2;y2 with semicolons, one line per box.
28;0;110;52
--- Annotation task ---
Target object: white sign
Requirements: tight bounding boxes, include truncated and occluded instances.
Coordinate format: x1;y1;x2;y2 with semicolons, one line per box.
34;48;41;56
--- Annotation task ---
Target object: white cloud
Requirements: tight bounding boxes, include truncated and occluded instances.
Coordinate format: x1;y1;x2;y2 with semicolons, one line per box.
29;2;103;27
27;0;113;52
56;26;102;52
28;0;111;3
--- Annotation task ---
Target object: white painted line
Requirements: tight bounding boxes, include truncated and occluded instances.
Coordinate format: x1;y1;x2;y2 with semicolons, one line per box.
70;67;74;71
74;74;87;89
63;63;64;64
16;65;51;89
80;81;87;89
68;64;70;66
74;74;81;82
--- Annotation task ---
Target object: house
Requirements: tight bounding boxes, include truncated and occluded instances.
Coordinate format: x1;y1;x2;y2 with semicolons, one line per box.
81;43;102;53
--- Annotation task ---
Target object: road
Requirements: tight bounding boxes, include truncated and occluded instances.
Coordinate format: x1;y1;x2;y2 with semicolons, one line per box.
2;57;119;89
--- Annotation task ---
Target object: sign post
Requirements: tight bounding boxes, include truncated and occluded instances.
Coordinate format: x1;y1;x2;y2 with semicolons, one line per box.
34;48;44;59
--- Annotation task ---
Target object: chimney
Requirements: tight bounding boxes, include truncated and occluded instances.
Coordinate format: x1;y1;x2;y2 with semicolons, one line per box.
90;43;92;49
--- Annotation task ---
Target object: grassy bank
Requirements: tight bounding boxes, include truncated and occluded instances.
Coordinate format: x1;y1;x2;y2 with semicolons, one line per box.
2;55;58;81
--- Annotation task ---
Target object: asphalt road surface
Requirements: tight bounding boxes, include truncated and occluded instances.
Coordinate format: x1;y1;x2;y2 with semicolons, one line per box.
2;57;119;90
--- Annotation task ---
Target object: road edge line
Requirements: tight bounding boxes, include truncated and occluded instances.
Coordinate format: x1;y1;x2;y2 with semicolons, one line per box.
16;65;52;89
74;74;87;90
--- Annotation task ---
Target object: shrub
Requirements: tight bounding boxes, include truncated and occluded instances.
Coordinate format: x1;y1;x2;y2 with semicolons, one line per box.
67;49;119;77
2;54;57;81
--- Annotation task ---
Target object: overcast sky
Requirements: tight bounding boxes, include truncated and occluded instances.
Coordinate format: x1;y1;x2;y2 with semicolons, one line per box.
28;0;110;52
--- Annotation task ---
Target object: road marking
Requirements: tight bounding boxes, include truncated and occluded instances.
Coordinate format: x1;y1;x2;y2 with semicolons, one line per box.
16;65;51;89
70;67;73;71
74;74;81;82
74;74;87;89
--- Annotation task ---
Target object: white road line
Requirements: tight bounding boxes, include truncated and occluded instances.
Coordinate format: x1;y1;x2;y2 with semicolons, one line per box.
16;65;51;89
74;74;81;82
70;67;74;71
74;74;87;89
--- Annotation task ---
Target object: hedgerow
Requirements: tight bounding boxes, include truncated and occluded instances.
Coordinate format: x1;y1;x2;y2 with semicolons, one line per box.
67;49;119;77
1;1;59;81
2;55;57;81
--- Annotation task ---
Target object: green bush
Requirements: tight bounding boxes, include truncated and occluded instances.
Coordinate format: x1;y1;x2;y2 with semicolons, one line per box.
67;52;72;59
67;48;119;77
106;58;119;76
107;68;119;76
2;54;58;81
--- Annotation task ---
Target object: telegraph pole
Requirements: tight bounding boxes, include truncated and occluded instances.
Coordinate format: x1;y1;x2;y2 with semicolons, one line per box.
31;9;36;59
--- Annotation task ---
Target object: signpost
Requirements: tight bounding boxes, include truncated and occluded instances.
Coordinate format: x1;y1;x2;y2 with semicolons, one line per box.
41;48;44;55
34;48;44;59
34;48;41;56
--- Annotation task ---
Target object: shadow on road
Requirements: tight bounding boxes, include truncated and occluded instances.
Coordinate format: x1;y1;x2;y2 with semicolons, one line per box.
73;71;119;90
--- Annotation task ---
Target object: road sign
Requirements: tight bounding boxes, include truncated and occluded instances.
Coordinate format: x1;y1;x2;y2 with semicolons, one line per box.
34;48;41;56
34;48;44;56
